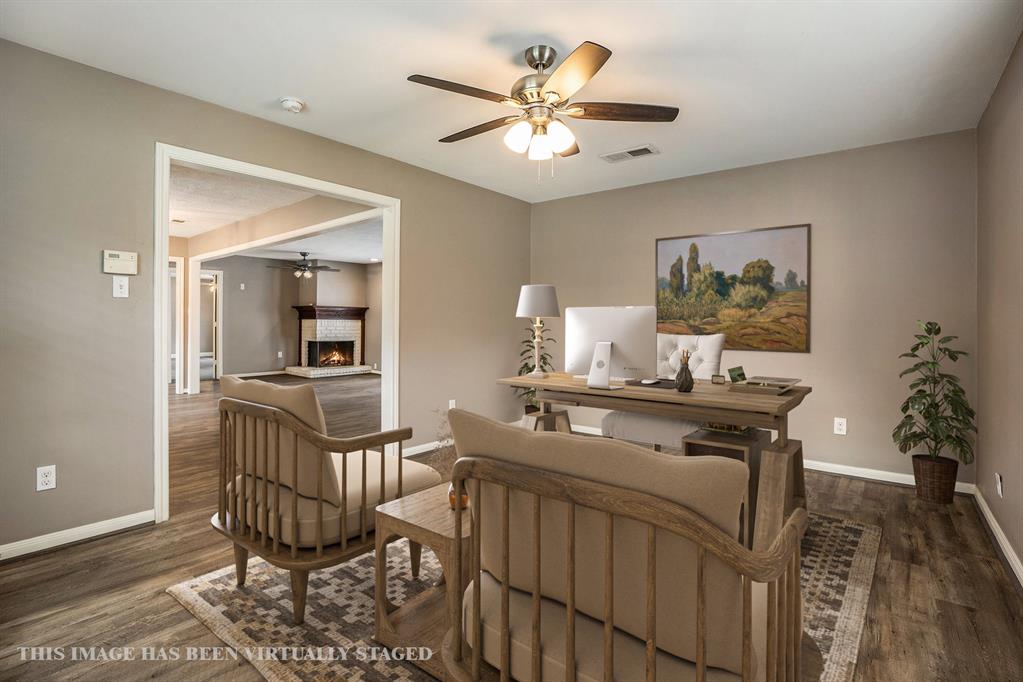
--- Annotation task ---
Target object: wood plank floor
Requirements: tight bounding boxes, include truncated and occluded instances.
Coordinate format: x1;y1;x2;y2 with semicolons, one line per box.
1;375;1021;680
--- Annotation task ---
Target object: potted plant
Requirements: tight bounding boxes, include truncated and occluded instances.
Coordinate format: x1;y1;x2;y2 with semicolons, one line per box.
892;321;976;503
516;320;556;413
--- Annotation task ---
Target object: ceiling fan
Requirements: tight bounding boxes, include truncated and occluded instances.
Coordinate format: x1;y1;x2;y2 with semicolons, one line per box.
408;41;679;161
266;252;339;279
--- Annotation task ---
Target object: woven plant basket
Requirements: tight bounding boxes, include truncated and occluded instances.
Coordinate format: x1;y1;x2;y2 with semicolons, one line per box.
912;454;959;504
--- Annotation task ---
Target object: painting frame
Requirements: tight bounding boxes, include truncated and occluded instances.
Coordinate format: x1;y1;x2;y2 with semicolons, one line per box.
654;223;811;353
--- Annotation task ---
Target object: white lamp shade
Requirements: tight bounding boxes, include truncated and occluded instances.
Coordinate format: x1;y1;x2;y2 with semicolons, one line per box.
516;284;560;318
503;120;532;154
547;119;576;153
527;133;553;161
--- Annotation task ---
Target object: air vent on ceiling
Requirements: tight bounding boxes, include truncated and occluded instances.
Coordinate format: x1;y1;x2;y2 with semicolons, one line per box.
599;144;661;164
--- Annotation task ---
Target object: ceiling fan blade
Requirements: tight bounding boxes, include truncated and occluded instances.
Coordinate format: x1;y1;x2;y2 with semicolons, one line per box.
266;265;297;270
308;265;339;272
440;116;522;143
558;141;580;157
408;75;519;107
565;102;679;122
540;41;612;102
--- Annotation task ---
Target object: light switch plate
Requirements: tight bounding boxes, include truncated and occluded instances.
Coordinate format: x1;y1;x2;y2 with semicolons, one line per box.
833;417;847;436
996;472;1004;498
448;399;457;410
112;275;129;298
277;351;283;359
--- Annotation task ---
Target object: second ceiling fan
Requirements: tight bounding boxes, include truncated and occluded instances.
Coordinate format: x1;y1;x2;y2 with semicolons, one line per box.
266;252;339;279
408;41;679;160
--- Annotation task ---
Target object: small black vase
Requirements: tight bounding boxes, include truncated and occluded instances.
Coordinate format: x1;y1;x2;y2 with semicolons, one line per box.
675;360;694;393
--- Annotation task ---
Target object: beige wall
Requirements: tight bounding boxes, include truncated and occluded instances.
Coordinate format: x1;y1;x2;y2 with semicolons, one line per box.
977;35;1023;559
530;131;979;482
0;39;530;545
200;256;300;373
312;260;367;307
365;262;383;369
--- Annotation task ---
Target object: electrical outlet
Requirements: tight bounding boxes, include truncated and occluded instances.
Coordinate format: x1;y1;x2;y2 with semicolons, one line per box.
239;283;245;290
833;417;847;436
36;465;56;491
448;399;457;410
277;351;283;359
996;472;1004;498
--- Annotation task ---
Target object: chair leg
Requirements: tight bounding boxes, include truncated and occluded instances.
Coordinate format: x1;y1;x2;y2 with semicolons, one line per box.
653;443;662;453
233;544;249;586
410;541;422;578
290;569;310;624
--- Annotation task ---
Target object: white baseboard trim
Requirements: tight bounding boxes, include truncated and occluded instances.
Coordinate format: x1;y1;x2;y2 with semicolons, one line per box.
803;459;976;494
229;371;286;378
973;488;1023;588
0;509;155;562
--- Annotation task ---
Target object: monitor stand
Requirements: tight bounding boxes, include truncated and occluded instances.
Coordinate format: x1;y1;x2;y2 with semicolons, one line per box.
587;341;624;390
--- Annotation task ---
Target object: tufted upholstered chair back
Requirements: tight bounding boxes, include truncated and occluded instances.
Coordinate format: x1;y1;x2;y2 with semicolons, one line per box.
656;333;726;379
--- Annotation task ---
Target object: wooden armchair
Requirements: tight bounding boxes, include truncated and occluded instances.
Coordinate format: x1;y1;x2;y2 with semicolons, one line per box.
212;376;441;623
443;409;807;682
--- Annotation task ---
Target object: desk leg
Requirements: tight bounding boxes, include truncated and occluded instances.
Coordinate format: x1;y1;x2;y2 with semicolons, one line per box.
752;439;803;552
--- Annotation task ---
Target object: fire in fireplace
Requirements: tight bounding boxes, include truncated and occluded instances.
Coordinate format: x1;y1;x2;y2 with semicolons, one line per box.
308;340;355;368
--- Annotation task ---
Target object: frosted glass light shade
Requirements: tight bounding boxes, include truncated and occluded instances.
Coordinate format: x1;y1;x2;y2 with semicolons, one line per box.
503;120;532;153
515;284;560;318
293;270;303;278
303;270;313;279
527;133;553;160
547;120;576;153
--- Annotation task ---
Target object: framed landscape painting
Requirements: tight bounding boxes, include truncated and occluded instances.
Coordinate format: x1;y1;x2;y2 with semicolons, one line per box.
655;224;810;352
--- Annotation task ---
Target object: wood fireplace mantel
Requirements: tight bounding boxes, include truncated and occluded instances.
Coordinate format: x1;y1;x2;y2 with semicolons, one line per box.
292;305;369;320
292;306;369;367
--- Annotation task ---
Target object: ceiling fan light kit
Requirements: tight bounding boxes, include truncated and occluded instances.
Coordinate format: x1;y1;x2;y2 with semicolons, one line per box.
408;41;679;169
270;251;339;278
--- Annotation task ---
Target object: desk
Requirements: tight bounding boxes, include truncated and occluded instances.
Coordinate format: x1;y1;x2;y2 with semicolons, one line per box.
497;373;811;551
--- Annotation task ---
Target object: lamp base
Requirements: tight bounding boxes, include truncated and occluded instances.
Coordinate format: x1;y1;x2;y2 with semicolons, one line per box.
527;370;549;378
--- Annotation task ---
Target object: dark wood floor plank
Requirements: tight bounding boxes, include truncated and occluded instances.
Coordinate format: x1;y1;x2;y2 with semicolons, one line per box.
2;378;1021;681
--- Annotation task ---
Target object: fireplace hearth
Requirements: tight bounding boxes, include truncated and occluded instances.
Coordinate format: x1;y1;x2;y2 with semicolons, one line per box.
308;340;355;368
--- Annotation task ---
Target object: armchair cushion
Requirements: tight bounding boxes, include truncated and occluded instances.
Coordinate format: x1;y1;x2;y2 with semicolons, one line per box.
463;570;766;681
228;449;441;547
221;375;342;506
449;409;750;675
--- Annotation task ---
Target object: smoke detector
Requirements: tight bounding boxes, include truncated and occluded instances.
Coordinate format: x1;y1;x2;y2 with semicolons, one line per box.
279;97;306;114
599;144;660;163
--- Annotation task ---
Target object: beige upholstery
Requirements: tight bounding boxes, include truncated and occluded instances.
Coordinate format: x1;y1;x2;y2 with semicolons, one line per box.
463;571;767;682
221;375;342;506
602;333;726;447
449;409;761;678
221;376;441;546
228;450;441;546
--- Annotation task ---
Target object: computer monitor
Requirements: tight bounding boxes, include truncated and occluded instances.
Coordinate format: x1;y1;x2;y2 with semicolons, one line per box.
564;306;657;388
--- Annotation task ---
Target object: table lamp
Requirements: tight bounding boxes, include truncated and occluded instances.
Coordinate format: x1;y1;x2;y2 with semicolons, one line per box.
515;284;560;378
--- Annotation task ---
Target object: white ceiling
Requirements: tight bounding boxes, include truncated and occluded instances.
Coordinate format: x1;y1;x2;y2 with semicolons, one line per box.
168;164;314;237
3;1;1021;203
241;218;383;264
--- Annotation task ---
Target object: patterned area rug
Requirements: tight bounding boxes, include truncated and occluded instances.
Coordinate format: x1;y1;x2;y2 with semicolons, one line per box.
168;513;879;681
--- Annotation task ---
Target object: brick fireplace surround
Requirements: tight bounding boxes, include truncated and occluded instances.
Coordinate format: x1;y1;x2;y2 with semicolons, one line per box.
284;305;374;378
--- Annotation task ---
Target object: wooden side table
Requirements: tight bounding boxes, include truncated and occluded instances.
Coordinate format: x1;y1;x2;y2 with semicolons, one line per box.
683;428;772;547
375;483;471;680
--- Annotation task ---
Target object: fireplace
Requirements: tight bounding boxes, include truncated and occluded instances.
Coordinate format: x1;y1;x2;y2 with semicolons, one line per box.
284;305;372;378
308;340;355;368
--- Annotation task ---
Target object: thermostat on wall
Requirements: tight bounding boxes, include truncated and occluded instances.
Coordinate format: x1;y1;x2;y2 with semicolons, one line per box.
103;250;138;275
